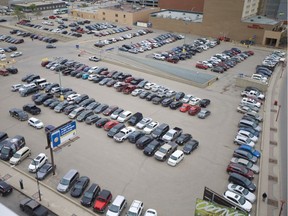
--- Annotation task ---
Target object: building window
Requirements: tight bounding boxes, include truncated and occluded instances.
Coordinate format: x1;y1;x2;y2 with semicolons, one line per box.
103;12;105;15
115;14;118;17
115;19;118;22
123;14;126;18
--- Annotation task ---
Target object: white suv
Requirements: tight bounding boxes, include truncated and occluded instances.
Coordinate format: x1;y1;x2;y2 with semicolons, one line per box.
28;117;44;129
28;153;48;172
126;200;144;216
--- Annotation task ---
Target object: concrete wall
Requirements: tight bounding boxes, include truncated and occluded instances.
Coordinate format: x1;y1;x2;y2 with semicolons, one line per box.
158;0;204;13
235;76;269;92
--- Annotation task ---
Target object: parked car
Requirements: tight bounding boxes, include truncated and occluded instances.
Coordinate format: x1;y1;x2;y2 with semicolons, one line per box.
85;114;101;125
175;133;192;145
143;140;161;156
182;139;199;154
0;180;13;196
230;157;259;174
143;121;159;134
70;176;90;198
28;153;48;172
9;108;28;121
106;195;127;216
113;127;135;142
95;118;110;128
227;163;254;180
93;189;112;213
23;104;41;115
223;190;252;212
136;117;152;129
197;110;211;119
136;135;154;149
228;173;256;192
36;163;54;180
81;183;101;207
238;144;261;158
28;117;44;129
117;110;132;122
128;131;146;144
128;112;143;126
126;200;144;216
227;183;256;203
107;123;126;138
167;150;184;166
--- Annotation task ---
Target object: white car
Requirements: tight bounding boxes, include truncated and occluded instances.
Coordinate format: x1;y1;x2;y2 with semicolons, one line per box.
113;127;135;142
153;53;165;60
67;93;81;103
117;111;132;122
144;82;156;90
144;209;157;216
223;190;252;212
126;200;144;216
167;150;184;166
234;135;255;147
241;98;261;108
28;153;48;172
28;117;44;129
181;94;193;103
227;183;256;203
230;157;259;174
131;89;143;96
88;66;98;73
88;74;97;81
189;97;201;105
237;130;258;142
10;51;22;58
11;84;23;92
136;117;152;129
143;121;159;134
89;56;101;62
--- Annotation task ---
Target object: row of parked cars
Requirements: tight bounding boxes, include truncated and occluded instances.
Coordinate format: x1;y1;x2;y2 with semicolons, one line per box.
119;33;184;54
41;57;212;118
153;37;220;64
0;34;24;44
222;85;265;213
10;28;58;43
196;48;254;73
55;168;157;216
94;29;153;48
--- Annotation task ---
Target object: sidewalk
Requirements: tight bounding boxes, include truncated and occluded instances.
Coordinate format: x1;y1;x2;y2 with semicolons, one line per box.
0;161;99;216
256;61;286;216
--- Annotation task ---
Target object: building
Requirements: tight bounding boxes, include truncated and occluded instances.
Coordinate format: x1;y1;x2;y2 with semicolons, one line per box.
125;0;158;8
149;0;286;47
10;1;66;12
71;3;159;25
158;0;204;13
258;0;287;20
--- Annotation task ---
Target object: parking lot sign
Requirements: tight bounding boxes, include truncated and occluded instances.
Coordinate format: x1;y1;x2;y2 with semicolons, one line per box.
50;121;77;148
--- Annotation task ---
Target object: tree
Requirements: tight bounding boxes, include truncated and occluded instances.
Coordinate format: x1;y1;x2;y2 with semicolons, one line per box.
13;6;26;20
28;4;36;13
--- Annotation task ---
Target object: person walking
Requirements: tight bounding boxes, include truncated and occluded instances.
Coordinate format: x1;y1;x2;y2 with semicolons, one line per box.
262;192;267;201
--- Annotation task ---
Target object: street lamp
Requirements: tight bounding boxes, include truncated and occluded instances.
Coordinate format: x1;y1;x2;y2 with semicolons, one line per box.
29;158;42;201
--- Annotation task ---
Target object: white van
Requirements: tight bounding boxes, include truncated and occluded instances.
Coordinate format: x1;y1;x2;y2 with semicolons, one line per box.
167;150;184;166
9;146;31;165
18;83;37;92
33;78;47;86
11;84;23;92
106;195;127;216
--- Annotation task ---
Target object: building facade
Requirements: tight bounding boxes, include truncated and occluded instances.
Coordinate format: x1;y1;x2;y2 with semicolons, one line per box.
11;1;66;12
158;0;204;13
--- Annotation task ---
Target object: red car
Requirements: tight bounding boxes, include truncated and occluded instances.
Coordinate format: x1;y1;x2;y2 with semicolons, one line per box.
227;163;254;180
123;85;137;94
103;120;119;131
0;69;9;76
188;106;201;116
49;15;56;19
93;189;112;213
102;105;119;116
195;63;208;70
124;76;134;83
179;104;191;112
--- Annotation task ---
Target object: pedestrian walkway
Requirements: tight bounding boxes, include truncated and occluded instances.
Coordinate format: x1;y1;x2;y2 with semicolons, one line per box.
0;161;98;216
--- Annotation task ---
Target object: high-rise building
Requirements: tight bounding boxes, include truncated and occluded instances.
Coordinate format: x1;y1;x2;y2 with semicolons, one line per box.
258;0;287;20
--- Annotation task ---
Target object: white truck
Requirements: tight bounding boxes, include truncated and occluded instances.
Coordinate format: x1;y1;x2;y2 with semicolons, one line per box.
154;142;178;161
162;127;183;142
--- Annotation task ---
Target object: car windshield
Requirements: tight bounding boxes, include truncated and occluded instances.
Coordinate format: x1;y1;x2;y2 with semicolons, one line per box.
60;178;69;185
242;188;249;195
246;161;253;168
127;212;137;216
170;155;177;160
31;160;39;165
35;120;41;124
238;196;246;205
84;192;93;199
1;148;10;155
108;204;119;213
13;153;21;158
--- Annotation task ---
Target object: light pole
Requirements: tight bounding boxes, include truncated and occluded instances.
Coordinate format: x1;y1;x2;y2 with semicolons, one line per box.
29;158;42;201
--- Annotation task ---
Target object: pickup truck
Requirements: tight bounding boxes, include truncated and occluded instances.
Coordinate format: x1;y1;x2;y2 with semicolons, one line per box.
162;127;183;142
154;142;178;161
20;198;48;216
240;90;265;100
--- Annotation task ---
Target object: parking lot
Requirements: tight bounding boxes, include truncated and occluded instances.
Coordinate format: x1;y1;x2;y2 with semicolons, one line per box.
0;14;275;215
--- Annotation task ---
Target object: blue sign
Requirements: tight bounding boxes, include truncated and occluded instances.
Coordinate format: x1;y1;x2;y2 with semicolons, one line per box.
50;121;77;148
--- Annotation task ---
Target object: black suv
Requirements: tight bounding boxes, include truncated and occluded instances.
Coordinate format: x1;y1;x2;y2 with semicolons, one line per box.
23;104;41;115
34;93;53;105
6;67;18;74
151;123;170;139
128;112;143;126
74;94;89;104
26;75;40;83
81;183;101;207
9;108;29;121
107;123;125;138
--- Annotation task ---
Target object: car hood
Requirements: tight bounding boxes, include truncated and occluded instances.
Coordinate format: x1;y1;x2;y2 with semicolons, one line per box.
71;188;81;197
95;200;106;210
36;171;46;179
81;196;92;206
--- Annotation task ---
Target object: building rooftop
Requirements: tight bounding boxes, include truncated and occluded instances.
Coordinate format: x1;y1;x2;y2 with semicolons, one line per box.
242;15;279;25
13;1;64;6
150;10;203;23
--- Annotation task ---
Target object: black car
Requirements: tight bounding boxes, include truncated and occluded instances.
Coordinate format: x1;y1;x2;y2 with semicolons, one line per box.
151;123;169;139
161;98;174;107
36;163;54;180
169;101;183;110
0;180;13;196
76;110;94;122
43;98;57;107
152;96;165;105
127;112;143;126
175;133;192;145
95;118;109;128
143;140;161;156
128;131;145;144
85;114;101;125
146;93;158;101
45;83;59;93
136;135;154;149
21;74;35;82
183;139;199;154
139;91;150;99
175;92;185;101
32;92;43;102
70;176;90;198
74;94;89;104
107;123;125;138
199;99;211;108
63;104;79;115
54;101;70;113
81;183;101;207
228;173;256;192
6;67;18;74
211;66;224;73
94;104;109;114
9;108;28;121
23;104;41;115
85;102;101;111
49;101;61;109
26;75;40;83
